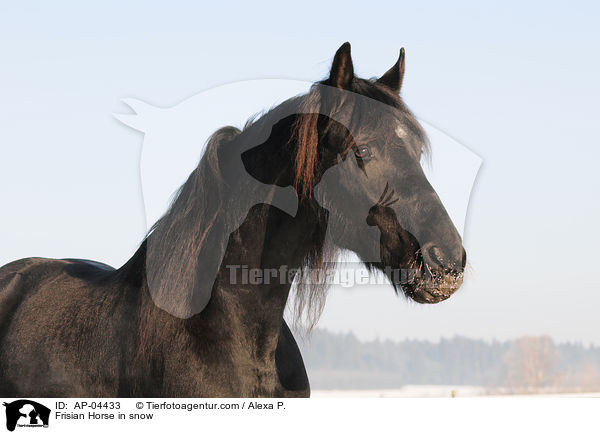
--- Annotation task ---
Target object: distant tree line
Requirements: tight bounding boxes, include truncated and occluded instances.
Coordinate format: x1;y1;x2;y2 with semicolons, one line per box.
297;329;600;392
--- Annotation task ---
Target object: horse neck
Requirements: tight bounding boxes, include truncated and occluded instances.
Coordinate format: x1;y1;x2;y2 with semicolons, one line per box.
197;197;321;343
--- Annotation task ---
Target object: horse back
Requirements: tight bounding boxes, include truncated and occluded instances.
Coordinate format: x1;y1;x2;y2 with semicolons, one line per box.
0;257;115;320
0;257;127;396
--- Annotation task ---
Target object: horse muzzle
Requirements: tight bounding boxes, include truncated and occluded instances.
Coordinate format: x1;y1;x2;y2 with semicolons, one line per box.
410;271;464;304
409;245;466;304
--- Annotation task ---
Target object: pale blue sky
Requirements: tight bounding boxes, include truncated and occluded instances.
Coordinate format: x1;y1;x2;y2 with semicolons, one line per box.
1;2;599;343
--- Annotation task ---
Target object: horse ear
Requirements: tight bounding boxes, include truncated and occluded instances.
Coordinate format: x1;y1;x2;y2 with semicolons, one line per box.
377;48;405;93
327;42;354;89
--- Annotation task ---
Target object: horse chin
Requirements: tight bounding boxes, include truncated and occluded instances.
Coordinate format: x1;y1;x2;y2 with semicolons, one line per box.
405;273;464;304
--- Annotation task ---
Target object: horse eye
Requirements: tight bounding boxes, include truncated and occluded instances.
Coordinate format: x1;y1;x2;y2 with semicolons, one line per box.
355;146;372;159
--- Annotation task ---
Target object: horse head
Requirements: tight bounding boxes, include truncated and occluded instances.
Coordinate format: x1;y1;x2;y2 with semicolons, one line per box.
284;43;467;303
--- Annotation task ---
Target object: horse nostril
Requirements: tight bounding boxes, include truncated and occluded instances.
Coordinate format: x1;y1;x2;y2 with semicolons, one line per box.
424;246;445;271
423;244;465;274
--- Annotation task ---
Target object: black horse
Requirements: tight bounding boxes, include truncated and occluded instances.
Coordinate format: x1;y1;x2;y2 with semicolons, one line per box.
0;43;466;397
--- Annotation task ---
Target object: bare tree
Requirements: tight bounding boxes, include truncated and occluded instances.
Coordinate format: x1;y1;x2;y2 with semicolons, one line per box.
505;336;558;393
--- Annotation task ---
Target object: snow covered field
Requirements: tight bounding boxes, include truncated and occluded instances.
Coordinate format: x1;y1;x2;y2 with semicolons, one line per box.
311;386;600;398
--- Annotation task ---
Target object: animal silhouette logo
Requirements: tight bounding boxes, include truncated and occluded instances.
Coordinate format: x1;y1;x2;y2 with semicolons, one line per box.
115;79;481;318
2;400;50;432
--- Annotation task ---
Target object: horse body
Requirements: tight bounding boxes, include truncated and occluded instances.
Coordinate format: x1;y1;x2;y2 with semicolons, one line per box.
0;201;312;397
